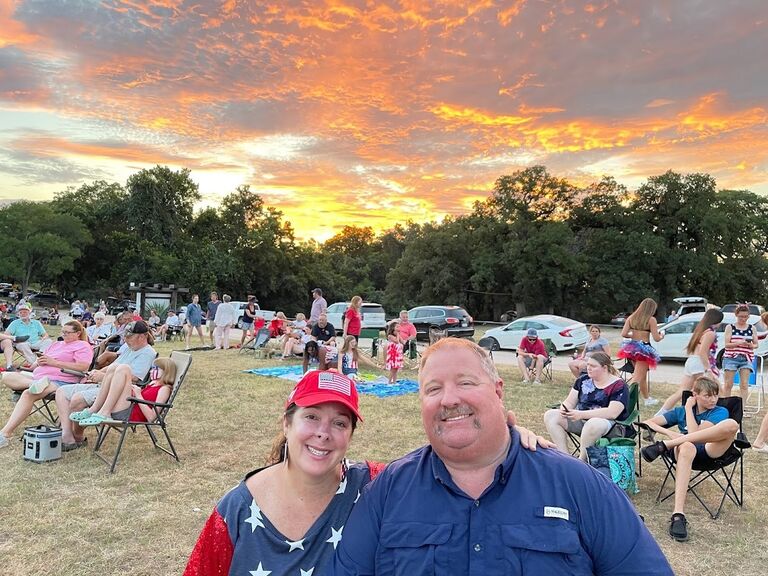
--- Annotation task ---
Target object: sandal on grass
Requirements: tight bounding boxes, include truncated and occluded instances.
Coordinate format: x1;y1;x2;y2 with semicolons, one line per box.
62;438;88;452
69;409;92;422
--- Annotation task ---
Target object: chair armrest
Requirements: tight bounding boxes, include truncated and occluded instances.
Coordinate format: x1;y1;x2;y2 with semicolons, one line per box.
61;368;87;377
734;431;751;450
127;397;171;409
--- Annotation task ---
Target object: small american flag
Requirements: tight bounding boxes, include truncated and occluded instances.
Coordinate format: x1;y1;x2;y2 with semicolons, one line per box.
318;372;351;396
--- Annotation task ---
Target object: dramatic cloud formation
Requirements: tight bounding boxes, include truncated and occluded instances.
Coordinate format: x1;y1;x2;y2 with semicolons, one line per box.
0;0;766;239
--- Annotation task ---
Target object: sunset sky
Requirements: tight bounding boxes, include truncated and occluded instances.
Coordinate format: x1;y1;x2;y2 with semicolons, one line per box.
1;0;766;241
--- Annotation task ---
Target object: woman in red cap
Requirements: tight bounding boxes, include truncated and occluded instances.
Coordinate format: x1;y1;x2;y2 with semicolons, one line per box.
184;370;546;575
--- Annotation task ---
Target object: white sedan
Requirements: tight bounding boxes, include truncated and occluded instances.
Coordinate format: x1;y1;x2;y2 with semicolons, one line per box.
656;312;768;360
483;315;589;352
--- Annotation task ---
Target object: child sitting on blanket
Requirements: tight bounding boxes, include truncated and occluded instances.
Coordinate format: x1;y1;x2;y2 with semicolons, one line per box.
338;335;381;380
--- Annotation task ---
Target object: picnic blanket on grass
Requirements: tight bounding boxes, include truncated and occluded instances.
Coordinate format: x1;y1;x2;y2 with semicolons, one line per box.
244;365;419;397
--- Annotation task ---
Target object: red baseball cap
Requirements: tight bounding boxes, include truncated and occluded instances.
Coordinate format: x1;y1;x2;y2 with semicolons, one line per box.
286;370;362;421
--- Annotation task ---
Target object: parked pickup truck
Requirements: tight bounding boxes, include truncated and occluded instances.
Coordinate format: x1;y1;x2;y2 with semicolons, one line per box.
229;301;276;329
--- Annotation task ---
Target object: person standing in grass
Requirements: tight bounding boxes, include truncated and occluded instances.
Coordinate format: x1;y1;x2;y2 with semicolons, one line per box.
184;369;549;576
342;296;362;342
185;294;207;349
617;297;664;406
213;295;237;350
206;292;221;347
720;303;758;399
657;308;723;416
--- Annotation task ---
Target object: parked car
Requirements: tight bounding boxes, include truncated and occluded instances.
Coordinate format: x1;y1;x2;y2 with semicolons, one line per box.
0;282;12;297
326;302;387;335
610;312;630;326
26;292;63;306
406;305;474;341
483;314;588;352
673;296;709;317
655;311;768;360
721;303;765;316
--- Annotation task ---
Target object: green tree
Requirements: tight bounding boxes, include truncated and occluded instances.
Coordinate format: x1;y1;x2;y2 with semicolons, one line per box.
0;202;91;295
125;166;200;249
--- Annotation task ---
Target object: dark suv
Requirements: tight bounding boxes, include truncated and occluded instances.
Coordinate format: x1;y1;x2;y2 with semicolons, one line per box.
407;306;474;341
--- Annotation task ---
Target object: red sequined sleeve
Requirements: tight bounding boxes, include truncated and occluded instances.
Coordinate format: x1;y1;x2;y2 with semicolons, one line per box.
183;509;233;576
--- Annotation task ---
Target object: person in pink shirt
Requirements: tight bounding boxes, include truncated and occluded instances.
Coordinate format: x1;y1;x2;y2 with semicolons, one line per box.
516;328;548;384
0;320;92;449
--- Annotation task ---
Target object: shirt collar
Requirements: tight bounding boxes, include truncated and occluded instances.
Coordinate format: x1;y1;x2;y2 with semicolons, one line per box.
429;425;520;496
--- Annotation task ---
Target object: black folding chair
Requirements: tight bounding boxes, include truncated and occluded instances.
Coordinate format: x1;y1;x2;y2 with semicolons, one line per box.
92;351;192;473
651;393;749;519
477;336;495;360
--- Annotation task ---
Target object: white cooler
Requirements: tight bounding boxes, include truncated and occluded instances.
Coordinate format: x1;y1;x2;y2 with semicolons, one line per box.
23;425;62;463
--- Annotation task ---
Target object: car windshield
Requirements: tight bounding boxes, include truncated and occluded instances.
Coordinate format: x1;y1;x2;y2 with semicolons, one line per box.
721;304;761;315
363;305;385;314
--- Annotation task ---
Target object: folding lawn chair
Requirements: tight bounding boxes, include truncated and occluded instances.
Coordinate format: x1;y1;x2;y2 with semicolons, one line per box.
650;392;750;519
360;328;383;359
541;339;557;382
566;382;642;474
92;351;192;473
239;328;271;354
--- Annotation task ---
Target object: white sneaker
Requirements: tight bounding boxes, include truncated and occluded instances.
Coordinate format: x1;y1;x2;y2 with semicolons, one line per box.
533;380;542;385
0;435;9;449
522;378;530;383
644;397;659;407
752;444;768;455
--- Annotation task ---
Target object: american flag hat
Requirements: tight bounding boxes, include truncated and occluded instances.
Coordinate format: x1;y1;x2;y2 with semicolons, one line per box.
286;371;362;421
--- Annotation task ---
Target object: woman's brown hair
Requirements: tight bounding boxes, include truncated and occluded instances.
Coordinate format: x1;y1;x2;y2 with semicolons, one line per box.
628;298;657;331
686;309;724;355
64;320;88;341
588;351;619;376
153;357;177;386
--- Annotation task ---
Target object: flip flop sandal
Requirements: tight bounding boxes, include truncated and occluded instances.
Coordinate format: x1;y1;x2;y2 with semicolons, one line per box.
69;410;93;422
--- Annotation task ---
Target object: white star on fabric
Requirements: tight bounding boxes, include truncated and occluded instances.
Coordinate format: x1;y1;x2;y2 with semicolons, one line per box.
354;490;361;504
285;538;305;552
326;525;344;549
245;499;265;532
300;568;315;576
336;476;348;495
249;562;271;576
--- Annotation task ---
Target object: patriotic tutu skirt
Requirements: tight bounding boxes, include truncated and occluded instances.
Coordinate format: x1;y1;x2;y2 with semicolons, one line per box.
617;340;661;369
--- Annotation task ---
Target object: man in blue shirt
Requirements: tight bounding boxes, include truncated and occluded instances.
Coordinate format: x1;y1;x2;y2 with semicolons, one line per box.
640;376;737;542
333;338;672;575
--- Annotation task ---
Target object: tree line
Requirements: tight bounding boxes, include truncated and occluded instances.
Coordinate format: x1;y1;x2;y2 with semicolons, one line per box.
1;164;766;322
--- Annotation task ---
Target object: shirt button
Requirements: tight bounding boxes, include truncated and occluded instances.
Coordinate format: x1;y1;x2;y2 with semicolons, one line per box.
474;544;482;552
474;500;480;507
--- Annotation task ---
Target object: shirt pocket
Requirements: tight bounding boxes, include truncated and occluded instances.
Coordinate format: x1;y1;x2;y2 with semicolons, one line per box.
377;522;452;576
498;523;593;575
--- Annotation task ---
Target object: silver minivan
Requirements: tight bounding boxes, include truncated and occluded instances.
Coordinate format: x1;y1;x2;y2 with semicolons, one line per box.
326;302;387;334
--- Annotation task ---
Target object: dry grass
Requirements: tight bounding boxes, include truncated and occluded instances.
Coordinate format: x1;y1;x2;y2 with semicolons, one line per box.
1;337;767;575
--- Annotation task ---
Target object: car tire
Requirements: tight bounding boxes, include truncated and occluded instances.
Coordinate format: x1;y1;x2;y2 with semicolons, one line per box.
487;337;500;351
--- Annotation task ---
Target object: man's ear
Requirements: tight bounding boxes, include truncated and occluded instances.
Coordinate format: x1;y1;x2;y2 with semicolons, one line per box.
495;379;504;401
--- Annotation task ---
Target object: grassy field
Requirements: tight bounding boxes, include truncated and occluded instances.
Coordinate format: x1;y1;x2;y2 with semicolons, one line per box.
1;335;767;575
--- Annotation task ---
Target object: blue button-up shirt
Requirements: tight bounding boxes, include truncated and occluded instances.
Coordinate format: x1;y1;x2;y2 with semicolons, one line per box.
332;427;672;575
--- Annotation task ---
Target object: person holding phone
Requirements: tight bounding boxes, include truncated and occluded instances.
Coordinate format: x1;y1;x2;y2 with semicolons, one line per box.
544;352;630;461
721;304;758;398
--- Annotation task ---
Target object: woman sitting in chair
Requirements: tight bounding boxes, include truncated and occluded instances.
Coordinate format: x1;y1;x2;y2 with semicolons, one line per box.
544;352;630;461
568;325;611;377
0;320;92;449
